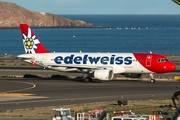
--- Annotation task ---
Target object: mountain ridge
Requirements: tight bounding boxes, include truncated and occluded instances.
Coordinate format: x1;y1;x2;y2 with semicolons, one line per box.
0;1;94;28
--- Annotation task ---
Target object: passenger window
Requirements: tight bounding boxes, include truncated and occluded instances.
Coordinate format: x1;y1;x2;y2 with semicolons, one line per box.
76;59;81;62
104;58;109;61
140;60;144;62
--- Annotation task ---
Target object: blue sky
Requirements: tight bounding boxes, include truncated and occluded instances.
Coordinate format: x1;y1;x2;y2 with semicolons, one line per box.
2;0;180;14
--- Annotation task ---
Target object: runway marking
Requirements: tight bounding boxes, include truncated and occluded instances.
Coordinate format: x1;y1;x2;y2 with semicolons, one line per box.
2;80;36;93
0;92;172;105
0;80;36;96
0;92;35;96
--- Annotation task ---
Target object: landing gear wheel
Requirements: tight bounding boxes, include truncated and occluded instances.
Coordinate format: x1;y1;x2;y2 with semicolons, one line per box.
84;77;92;83
150;79;156;83
149;73;155;83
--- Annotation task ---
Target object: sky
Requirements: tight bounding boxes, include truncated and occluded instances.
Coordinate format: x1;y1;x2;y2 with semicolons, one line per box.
2;0;180;14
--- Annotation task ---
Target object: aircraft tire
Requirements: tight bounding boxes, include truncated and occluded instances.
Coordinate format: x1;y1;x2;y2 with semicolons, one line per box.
150;79;156;83
84;77;92;83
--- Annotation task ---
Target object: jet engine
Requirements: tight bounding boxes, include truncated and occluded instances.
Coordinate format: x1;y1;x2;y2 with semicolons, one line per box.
123;73;142;78
94;69;114;80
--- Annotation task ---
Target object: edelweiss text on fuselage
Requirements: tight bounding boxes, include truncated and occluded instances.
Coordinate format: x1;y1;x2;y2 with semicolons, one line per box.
54;54;132;65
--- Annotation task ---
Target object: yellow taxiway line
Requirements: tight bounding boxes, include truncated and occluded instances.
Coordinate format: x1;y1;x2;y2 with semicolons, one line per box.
0;92;35;96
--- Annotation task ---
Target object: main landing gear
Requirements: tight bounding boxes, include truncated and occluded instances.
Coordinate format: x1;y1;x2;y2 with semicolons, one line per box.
150;73;156;83
84;77;92;83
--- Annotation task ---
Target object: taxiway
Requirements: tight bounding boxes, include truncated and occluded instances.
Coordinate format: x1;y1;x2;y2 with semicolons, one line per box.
0;77;179;110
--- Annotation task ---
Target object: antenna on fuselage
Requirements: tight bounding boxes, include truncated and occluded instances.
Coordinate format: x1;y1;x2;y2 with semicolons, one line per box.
150;51;152;54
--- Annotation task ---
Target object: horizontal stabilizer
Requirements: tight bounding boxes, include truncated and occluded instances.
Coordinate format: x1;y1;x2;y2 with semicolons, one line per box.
17;54;33;59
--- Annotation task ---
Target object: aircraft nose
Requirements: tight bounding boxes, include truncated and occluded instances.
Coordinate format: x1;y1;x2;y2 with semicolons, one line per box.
165;62;176;72
171;63;176;71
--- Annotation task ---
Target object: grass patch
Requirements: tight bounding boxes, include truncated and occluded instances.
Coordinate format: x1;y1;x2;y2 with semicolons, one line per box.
0;110;6;113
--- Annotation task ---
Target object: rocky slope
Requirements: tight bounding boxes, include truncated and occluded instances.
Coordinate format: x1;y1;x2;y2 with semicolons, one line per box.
0;1;94;28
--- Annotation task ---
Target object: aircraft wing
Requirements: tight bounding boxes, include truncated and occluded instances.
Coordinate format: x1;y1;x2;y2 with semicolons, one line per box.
47;64;125;74
49;64;112;70
17;54;33;60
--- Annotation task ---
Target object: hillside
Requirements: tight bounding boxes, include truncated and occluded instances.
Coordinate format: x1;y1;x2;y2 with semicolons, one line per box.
0;1;94;28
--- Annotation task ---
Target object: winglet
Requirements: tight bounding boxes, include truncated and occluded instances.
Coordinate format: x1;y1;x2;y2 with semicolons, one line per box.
20;24;49;54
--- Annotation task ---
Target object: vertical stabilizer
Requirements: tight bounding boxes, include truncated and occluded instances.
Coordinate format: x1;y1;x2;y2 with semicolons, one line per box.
20;24;49;54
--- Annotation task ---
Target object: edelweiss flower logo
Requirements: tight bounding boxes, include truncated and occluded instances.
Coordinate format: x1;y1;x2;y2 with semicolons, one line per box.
22;27;40;54
24;37;34;49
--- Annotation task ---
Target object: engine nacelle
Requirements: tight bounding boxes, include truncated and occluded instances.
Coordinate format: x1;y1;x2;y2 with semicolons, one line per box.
123;73;142;78
94;69;114;80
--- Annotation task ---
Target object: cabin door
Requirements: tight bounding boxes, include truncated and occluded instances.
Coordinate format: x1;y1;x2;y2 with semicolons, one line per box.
146;55;152;67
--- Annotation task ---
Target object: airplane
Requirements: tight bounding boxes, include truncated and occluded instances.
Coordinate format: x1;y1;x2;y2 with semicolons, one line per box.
17;24;176;83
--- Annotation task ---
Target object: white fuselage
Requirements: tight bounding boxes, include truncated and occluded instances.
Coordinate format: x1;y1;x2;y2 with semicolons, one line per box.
18;52;151;74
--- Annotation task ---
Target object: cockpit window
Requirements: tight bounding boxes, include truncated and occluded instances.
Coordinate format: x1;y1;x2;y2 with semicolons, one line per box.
165;59;169;62
158;58;169;62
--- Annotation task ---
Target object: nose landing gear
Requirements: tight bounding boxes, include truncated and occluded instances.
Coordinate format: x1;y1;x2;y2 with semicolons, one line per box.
150;73;156;83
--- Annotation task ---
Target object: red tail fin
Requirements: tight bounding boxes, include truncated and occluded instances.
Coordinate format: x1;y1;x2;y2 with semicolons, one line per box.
20;24;49;54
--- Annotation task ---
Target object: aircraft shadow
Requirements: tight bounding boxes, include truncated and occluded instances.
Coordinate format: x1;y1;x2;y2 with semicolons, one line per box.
21;73;153;83
22;74;103;83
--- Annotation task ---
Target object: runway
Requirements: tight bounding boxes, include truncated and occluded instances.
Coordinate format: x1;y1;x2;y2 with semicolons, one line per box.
0;77;179;110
